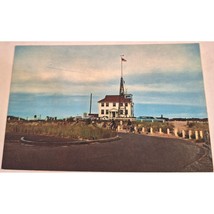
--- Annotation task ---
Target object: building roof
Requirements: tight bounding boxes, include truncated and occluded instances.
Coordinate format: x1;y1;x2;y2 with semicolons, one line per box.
98;95;132;103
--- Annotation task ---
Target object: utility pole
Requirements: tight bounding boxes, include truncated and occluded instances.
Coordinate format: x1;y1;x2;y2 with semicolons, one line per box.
89;93;92;115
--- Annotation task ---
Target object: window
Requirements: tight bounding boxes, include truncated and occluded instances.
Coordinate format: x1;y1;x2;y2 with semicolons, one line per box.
106;103;109;107
120;110;123;115
120;103;123;106
101;103;104;107
101;110;104;114
113;103;116;107
125;103;128;107
106;110;109;114
125;110;128;115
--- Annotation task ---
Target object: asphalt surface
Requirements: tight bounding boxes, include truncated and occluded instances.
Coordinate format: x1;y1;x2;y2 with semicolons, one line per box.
1;132;212;172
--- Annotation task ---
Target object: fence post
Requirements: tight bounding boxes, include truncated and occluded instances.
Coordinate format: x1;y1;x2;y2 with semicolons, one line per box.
174;128;178;137
134;126;138;133
188;130;192;139
150;127;153;134
159;128;162;134
142;127;145;133
199;130;203;139
204;131;210;144
182;130;185;138
167;128;170;135
117;125;122;132
195;130;199;140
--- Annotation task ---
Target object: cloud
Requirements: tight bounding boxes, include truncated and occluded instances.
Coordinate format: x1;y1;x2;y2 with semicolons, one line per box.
12;44;201;82
10;44;206;108
125;81;204;93
133;90;206;107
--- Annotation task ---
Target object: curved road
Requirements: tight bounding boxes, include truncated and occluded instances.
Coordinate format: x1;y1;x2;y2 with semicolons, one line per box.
2;132;211;172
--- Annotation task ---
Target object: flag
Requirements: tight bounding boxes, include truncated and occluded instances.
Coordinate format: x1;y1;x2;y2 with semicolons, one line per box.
121;57;127;62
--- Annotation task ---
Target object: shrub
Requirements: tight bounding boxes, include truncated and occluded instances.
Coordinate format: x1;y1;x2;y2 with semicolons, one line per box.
187;122;209;131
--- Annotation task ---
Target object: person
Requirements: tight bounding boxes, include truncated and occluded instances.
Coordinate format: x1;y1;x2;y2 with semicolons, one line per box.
110;119;117;130
127;119;132;132
103;122;107;128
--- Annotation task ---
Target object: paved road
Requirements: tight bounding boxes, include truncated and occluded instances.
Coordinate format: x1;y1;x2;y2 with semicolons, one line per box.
1;132;211;172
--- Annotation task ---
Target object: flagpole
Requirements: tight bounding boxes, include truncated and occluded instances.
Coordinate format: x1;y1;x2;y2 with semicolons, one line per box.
120;55;123;78
119;55;123;118
121;57;123;78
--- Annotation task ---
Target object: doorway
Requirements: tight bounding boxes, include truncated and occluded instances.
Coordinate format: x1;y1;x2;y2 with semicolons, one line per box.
112;112;116;118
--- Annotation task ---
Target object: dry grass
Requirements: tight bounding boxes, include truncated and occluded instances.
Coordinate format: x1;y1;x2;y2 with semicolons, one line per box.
6;121;117;140
186;121;209;132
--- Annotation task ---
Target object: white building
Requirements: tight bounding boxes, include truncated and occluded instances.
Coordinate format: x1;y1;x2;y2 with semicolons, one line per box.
98;94;134;119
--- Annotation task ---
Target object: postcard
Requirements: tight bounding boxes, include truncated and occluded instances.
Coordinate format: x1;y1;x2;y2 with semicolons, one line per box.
0;43;213;172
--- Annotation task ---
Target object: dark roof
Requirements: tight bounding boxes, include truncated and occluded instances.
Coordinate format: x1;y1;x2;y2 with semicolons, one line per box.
98;95;132;103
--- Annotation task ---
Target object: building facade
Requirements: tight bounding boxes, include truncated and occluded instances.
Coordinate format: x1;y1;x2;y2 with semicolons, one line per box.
98;94;134;119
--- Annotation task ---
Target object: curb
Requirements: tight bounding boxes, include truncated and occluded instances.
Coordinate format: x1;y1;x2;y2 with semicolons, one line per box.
20;135;120;146
182;143;213;171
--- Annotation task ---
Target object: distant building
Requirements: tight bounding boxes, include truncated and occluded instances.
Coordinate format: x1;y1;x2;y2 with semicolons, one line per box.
98;56;134;119
7;116;24;121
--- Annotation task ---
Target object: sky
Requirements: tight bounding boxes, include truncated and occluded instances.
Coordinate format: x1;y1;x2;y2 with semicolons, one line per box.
8;43;208;119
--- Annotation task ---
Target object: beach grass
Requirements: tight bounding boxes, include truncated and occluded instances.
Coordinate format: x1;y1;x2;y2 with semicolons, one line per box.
6;121;117;140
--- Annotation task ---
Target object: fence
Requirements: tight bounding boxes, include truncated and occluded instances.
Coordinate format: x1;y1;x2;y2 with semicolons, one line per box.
117;124;210;143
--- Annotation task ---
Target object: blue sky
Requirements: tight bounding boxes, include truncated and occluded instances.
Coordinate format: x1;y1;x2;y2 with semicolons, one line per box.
8;43;208;118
